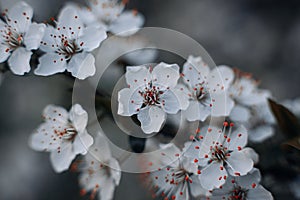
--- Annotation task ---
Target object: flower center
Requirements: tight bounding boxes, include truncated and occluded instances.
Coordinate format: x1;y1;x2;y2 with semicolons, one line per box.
55;125;77;141
1;26;23;51
170;168;192;185
212;146;228;162
230;187;247;200
56;39;81;60
139;82;163;106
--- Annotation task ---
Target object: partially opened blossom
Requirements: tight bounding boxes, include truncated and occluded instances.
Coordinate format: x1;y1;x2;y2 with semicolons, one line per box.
29;104;94;173
118;63;189;134
145;144;208;200
229;71;275;142
34;5;107;79
184;124;255;190
181;55;235;121
70;0;144;37
0;1;45;75
79;134;121;200
210;168;273;200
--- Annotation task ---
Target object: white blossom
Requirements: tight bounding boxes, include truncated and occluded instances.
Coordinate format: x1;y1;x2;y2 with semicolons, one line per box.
229;72;275;142
67;0;144;37
184;124;255;190
34;5;107;79
210;168;273;200
181;55;235;122
79;134;121;200
118;63;189;134
0;1;45;75
146;144;208;200
29;104;94;173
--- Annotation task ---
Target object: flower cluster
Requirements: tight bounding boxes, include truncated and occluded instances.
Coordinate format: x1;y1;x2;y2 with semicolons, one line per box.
0;0;144;79
1;1;287;199
139;55;275;200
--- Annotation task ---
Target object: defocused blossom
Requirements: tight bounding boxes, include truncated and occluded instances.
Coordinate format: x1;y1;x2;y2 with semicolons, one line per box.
0;1;45;75
118;63;189;134
181;55;235;121
210;168;273;200
146;144;208;200
29;104;93;173
69;0;144;37
184;124;255;190
282;97;300;117
79;134;121;200
229;71;275;142
34;5;107;79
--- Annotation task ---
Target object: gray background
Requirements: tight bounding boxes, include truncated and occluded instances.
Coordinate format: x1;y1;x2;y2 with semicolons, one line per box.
0;0;300;199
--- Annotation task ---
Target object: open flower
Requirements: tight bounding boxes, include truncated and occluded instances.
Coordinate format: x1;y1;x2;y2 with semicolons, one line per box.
210;168;273;200
145;144;208;200
0;1;45;75
29;104;94;173
118;63;189;134
184;124;255;190
181;55;235;121
34;5;107;79
229;71;275;142
69;0;144;37
79;134;121;200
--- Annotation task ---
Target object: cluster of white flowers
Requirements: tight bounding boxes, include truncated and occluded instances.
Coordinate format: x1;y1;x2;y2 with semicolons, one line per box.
1;1;288;200
135;56;275;199
0;0;143;79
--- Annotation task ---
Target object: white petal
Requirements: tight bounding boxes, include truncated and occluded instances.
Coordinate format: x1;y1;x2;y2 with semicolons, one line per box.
227;125;248;151
57;5;83;38
67;53;96;79
99;178;116;200
117;88;143;116
73;130;93;155
160;88;189;114
0;45;11;62
184;100;211;121
189;175;208;197
39;26;60;53
109;11;144;37
247;186;274;200
182;55;210;88
89;134;112;162
78;26;107;52
199;161;228;190
211;93;235;117
35;53;66;76
8;47;31;75
229;105;251;122
208;65;234;93
6;1;33;33
43;104;69;124
225;151;253;176
24;22;46;50
29;122;64;151
137;106;166;134
152;62;180;88
241;147;259;164
236;168;261;189
125;65;151;89
109;158;121;185
50;143;76;173
69;104;88;133
248;125;274;143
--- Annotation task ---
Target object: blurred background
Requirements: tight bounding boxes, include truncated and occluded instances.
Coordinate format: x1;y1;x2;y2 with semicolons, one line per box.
1;0;300;199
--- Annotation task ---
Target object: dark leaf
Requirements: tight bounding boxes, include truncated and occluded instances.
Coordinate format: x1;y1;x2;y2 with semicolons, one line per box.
268;98;300;139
